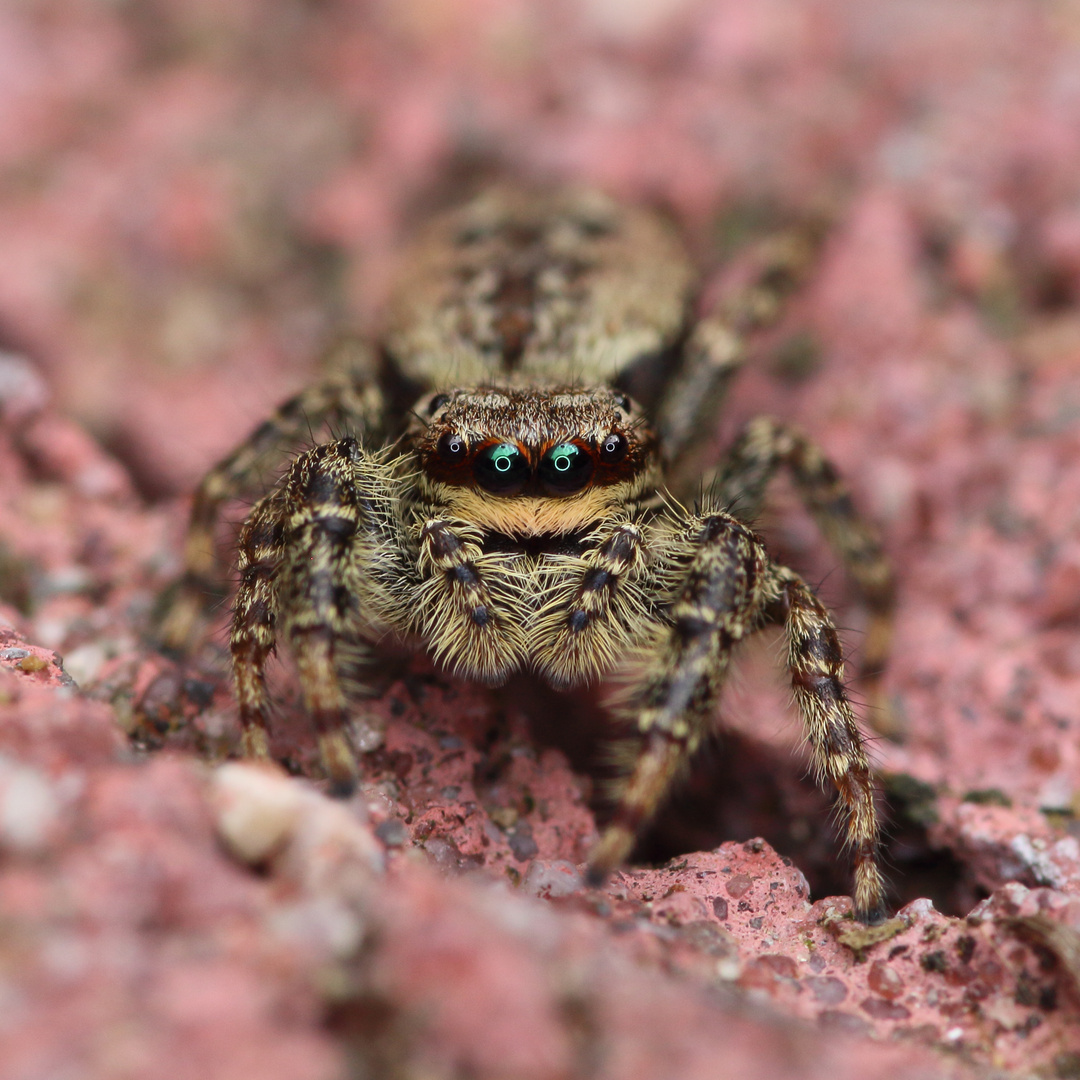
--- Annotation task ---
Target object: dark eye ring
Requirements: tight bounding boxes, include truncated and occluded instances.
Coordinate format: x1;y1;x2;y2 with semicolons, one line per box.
599;433;627;463
437;432;468;460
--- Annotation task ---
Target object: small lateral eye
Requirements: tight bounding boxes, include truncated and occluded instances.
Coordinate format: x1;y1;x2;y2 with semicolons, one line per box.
428;393;450;416
599;433;627;463
437;432;468;461
539;442;594;494
475;443;529;494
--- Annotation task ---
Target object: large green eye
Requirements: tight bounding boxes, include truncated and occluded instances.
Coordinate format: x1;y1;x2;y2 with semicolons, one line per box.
539;442;593;494
475;443;529;494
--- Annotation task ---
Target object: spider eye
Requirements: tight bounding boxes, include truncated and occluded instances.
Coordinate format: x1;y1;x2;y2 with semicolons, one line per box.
475;443;529;494
599;433;627;464
437;432;468;461
539;443;593;494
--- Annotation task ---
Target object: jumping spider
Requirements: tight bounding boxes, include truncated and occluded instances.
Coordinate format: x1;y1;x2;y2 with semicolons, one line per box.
162;187;894;922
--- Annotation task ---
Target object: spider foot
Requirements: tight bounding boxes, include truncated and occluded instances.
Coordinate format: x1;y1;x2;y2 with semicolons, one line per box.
319;730;358;799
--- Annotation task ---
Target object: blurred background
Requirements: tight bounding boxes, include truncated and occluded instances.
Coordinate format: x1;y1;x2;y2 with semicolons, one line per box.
5;0;1080;497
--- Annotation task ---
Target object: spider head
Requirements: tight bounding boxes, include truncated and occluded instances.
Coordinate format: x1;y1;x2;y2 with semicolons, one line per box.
409;387;660;535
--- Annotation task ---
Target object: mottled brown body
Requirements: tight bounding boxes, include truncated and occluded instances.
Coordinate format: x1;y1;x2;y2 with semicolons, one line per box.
162;187;893;922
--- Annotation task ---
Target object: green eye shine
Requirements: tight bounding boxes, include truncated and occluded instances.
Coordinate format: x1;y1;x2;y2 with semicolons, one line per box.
539;442;593;493
549;445;576;471
490;446;518;472
475;443;529;494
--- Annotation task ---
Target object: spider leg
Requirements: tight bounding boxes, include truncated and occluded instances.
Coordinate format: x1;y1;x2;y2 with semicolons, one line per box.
659;222;823;482
233;436;408;796
588;512;886;924
588;512;769;882
706;416;895;726
231;489;287;761
765;565;886;924
655;316;744;474
160;339;385;654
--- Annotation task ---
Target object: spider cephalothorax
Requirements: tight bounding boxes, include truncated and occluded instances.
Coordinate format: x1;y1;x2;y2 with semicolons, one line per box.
162;187;895;922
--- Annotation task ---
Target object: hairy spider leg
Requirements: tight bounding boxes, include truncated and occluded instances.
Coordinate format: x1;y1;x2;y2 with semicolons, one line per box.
658;222;825;482
707;416;896;732
160;340;384;654
588;512;770;881
230;489;286;762
232;437;409;795
767;565;886;923
588;509;887;924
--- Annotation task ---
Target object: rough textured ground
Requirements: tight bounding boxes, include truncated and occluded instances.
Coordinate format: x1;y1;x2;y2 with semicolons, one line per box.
4;1;1080;1077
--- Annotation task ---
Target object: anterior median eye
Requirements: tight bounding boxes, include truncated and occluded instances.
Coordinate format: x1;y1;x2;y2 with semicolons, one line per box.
475;443;529;494
539;442;593;494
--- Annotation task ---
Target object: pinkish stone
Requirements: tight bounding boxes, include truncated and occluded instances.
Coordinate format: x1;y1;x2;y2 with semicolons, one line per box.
5;2;1080;1074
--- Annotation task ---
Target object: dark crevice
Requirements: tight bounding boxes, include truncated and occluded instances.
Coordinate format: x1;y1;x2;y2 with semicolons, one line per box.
629;736;984;918
505;677;981;919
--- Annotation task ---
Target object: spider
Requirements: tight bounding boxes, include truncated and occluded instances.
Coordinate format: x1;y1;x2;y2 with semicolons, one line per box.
161;187;895;923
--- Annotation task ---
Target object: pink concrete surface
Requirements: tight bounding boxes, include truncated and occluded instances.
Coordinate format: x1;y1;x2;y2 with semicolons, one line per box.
5;1;1080;1077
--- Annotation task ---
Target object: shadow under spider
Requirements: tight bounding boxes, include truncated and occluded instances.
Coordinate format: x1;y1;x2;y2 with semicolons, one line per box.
501;674;982;919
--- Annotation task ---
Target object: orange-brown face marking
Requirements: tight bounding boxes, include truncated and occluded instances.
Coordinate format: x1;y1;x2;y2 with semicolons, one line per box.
412;386;657;498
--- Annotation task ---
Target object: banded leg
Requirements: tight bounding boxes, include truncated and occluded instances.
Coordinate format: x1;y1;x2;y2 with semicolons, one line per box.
416;520;526;684
231;491;287;761
767;566;886;923
232;437;407;795
588;513;769;883
659;222;825;481
273;438;393;796
160;339;383;654
534;522;649;686
708;416;895;712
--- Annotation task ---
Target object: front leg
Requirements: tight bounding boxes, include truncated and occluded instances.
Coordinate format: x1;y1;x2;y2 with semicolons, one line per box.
767;565;886;923
160;339;384;654
589;513;769;881
234;436;410;796
589;511;886;924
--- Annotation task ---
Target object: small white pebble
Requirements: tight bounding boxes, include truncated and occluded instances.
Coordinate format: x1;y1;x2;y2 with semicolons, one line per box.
0;756;59;853
213;762;305;864
897;896;937;920
521;859;583;899
349;711;385;753
60;642;109;687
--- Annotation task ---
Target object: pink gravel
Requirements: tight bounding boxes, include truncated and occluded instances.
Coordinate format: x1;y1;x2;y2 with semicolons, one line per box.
4;1;1080;1077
